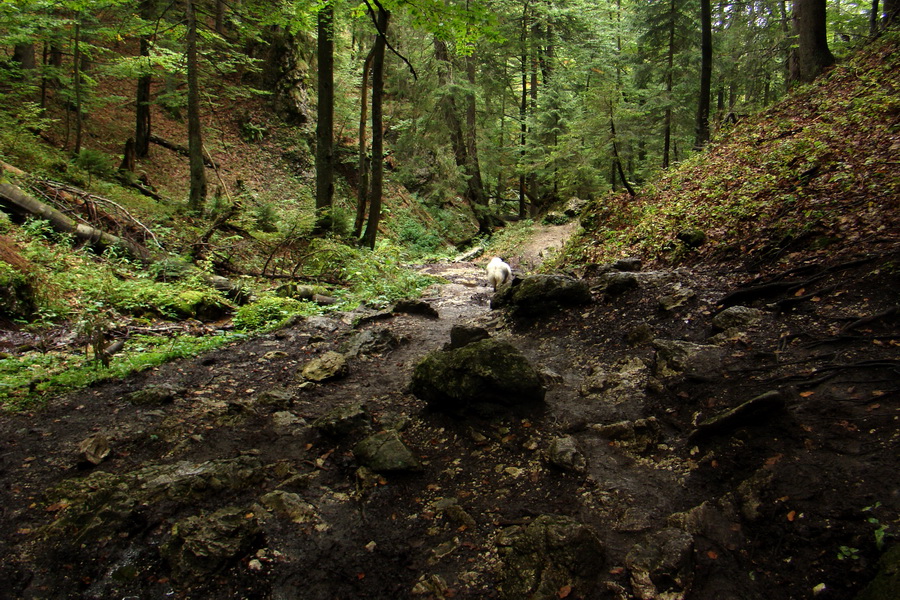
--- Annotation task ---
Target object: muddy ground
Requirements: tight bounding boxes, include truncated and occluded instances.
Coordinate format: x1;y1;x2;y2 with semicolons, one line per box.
0;235;898;600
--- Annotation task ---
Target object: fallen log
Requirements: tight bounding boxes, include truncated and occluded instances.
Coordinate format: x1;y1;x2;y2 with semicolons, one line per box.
0;181;153;261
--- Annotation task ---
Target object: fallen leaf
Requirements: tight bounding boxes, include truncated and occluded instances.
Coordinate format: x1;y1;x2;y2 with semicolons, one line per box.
558;584;573;598
794;288;806;296
357;572;365;580
707;550;719;559
787;510;796;522
799;391;815;397
765;454;783;466
45;501;70;512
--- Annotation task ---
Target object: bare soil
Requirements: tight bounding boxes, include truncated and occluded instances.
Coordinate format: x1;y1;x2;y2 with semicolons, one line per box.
0;227;898;600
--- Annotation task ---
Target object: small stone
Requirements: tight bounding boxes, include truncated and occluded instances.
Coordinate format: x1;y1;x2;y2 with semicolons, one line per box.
353;430;423;473
299;351;348;382
77;434;110;465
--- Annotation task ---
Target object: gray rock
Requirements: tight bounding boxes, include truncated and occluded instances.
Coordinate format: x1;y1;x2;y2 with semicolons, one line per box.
392;299;439;319
564;197;588;217
654;339;725;381
626;323;655;346
161;507;260;582
254;387;295;409
712;305;764;331
353;430;422;472
409;339;546;412
77;434;110;465
126;383;185;406
455;246;484;262
625;528;694;600
612;257;642;272
498;514;605;600
596;272;639;296
491;274;592;316
312;402;370;437
259;490;317;523
341;328;401;357
445;324;490;350
547;436;586;473
591;417;660;453
658;286;696;311
299;351;348;382
306;315;341;332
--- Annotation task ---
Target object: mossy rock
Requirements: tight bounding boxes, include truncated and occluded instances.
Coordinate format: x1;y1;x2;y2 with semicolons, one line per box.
498;514;605;600
409;338;546;412
855;544;900;600
491;275;592;317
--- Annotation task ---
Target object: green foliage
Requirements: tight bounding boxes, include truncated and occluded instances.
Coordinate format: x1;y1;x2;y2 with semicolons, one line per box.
0;333;232;411
233;296;318;331
394;210;443;257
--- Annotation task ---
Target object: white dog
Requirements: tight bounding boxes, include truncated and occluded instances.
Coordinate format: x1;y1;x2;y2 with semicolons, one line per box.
486;257;512;290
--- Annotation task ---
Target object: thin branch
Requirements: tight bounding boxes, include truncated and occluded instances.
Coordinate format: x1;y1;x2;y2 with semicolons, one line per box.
362;0;418;80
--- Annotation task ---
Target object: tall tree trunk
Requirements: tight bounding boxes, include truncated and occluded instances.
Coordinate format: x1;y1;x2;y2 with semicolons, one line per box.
518;4;529;218
135;0;154;159
314;1;335;234
464;53;486;207
186;0;207;214
433;39;469;178
662;0;675;169
354;46;375;239
870;0;880;34
694;0;712;150
362;7;388;250
73;18;83;155
883;0;899;24
789;0;835;86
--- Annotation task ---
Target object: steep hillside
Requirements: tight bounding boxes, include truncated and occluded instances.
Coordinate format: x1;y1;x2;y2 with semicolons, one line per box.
564;29;900;271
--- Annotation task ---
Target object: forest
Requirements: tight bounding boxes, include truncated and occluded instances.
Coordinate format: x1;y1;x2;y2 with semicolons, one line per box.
0;1;899;599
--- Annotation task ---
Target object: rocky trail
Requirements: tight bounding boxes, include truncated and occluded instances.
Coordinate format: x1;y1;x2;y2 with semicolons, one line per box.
0;228;898;600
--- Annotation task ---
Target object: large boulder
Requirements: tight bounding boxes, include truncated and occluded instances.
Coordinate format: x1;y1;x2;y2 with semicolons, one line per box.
491;274;592;316
409;339;546;412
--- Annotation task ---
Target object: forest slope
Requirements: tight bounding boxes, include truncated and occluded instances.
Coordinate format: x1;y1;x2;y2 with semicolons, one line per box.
564;29;900;272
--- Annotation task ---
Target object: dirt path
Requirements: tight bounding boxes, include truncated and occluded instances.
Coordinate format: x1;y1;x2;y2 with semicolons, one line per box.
0;237;897;600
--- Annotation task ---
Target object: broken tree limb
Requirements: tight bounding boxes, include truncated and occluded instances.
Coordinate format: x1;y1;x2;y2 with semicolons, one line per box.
149;134;218;168
0;181;154;261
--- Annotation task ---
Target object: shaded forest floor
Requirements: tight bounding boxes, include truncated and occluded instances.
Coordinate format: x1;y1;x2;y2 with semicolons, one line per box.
0;222;897;599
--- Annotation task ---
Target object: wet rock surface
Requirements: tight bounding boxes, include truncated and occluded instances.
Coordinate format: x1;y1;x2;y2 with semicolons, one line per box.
0;251;898;600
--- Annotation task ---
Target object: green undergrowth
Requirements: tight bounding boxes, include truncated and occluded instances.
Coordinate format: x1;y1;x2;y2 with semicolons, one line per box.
562;30;900;268
0;333;234;410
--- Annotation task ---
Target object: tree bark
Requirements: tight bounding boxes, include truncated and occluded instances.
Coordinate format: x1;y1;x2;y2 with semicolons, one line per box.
73;18;84;155
789;0;835;86
884;0;899;24
433;39;469;182
362;7;388;250
135;0;154;158
663;0;675;169
314;1;335;234
13;44;36;71
464;53;486;206
694;0;712;150
354;46;375;239
186;0;207;214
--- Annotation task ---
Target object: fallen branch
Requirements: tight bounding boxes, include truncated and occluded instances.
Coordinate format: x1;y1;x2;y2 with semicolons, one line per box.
149;134;219;169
